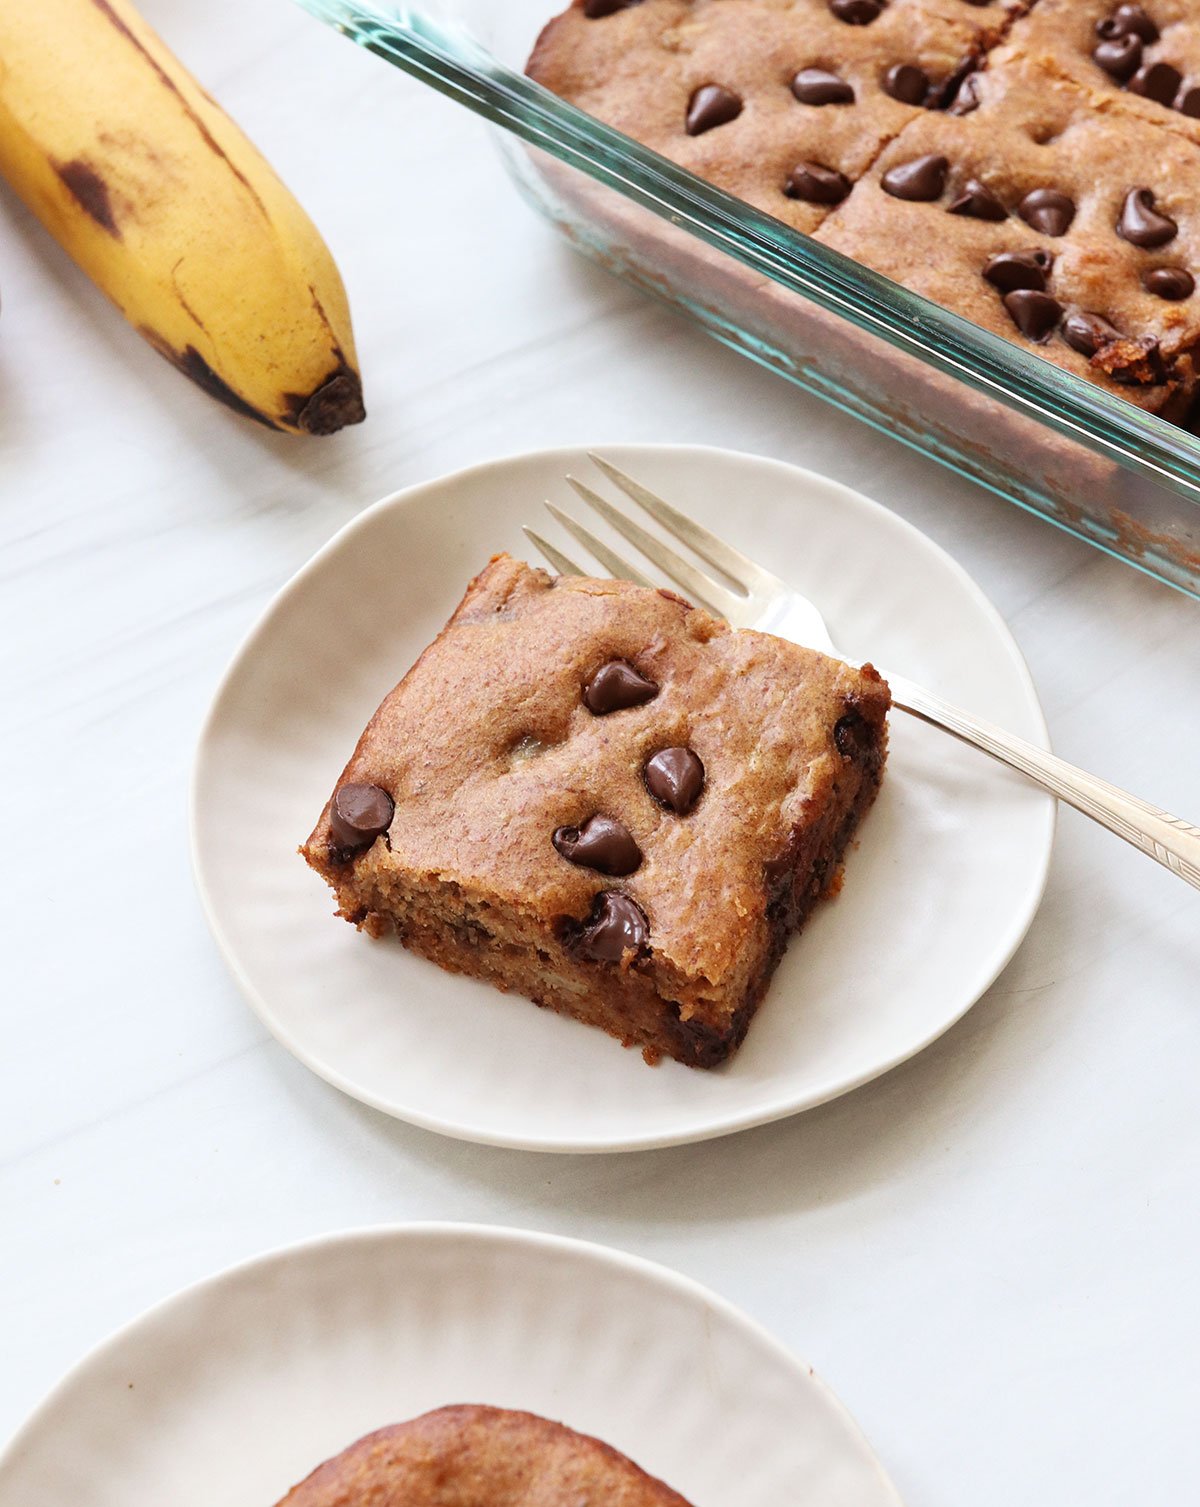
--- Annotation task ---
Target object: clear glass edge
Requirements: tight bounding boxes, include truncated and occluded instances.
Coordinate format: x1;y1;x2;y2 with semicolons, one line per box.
296;0;1200;518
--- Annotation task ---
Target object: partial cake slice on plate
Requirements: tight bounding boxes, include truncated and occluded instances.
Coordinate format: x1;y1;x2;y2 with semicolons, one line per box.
301;555;889;1069
274;1405;694;1505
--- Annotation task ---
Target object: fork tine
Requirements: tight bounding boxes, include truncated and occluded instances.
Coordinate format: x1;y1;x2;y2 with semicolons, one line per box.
522;526;585;579
544;503;657;589
588;453;773;593
565;475;733;617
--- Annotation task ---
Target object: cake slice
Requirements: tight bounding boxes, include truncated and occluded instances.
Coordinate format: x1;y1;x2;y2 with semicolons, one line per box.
813;54;1200;419
527;0;1020;235
301;556;889;1069
274;1406;694;1505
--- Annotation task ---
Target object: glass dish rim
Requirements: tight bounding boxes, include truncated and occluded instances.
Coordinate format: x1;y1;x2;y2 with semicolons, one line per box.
296;0;1200;516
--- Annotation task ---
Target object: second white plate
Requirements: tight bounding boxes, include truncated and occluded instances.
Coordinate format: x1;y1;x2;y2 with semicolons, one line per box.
191;444;1054;1151
0;1225;901;1506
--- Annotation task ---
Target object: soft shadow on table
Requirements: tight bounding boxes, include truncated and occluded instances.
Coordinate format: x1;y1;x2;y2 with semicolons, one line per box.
292;837;1091;1230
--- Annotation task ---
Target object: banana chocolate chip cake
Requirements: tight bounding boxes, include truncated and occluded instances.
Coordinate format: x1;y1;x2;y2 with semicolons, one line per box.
528;0;1200;426
274;1406;694;1505
301;555;889;1069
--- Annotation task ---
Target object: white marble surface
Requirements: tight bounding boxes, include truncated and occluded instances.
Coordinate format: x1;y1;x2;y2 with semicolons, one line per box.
2;2;1198;1503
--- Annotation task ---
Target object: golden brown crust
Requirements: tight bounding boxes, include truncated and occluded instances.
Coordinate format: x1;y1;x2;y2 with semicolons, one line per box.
527;0;1200;419
300;556;889;1068
274;1405;695;1505
814;55;1200;412
528;0;1011;233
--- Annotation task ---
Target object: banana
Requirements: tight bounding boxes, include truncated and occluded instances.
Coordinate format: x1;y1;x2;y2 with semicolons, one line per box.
0;0;364;434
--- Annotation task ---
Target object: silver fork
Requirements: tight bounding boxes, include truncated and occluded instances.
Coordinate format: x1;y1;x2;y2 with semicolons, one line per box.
524;453;1200;892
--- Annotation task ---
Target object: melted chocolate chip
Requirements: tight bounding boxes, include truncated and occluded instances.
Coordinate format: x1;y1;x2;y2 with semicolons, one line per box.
1176;84;1200;116
553;815;642;876
1129;60;1182;104
1144;265;1195;299
1061;309;1120;356
883;62;929;104
1093;34;1143;81
583;661;659;714
763;834;801;895
983;248;1053;293
644;747;705;814
1097;5;1159;43
686;83;743;135
881;153;948;201
786;161;852;204
329;783;394;856
575;891;649;964
1017;187;1076;236
583;0;642;14
1118;187;1178;247
792;67;855;105
948;73;982;115
833;713;871;760
1003;289;1064;341
830;0;883;21
948;178;1007;220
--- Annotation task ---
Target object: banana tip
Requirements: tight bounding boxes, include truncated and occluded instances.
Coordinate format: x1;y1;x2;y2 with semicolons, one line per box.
296;368;366;436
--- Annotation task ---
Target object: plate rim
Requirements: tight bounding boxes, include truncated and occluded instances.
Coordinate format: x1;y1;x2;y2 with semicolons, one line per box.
190;442;1056;1154
0;1221;904;1504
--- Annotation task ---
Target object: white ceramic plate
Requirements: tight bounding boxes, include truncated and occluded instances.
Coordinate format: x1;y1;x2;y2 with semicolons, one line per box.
192;444;1054;1151
0;1224;902;1507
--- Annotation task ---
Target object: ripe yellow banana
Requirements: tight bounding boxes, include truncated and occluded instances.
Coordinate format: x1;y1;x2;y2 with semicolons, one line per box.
0;0;364;434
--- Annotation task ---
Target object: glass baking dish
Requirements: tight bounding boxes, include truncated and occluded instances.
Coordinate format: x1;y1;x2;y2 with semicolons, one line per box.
298;0;1200;599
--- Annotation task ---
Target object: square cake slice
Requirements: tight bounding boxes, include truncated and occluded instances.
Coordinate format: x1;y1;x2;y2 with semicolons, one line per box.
301;556;889;1069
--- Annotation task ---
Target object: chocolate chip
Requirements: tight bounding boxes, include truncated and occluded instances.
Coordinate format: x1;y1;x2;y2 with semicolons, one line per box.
983;248;1053;293
883;63;929;105
763;833;801;896
830;0;883;21
833;713;871;760
686;83;743;135
1175;84;1200;116
1118;187;1178;247
1017;188;1076;236
553;815;642;876
948;73;982;115
644;747;705;814
583;0;642;14
882;154;948;201
1061;309;1120;356
1096;5;1158;43
1003;289;1064;341
575;891;649;964
583;661;659;714
1129;61;1182;104
1092;34;1143;81
1144;266;1195;298
785;161;852;204
791;68;855;105
329;783;394;856
948;178;1007;220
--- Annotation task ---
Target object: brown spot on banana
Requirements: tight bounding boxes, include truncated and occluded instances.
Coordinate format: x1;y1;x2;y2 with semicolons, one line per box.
55;159;121;236
89;0;269;220
139;328;366;434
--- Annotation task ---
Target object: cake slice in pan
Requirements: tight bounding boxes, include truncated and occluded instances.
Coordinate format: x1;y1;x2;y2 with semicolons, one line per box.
301;555;889;1069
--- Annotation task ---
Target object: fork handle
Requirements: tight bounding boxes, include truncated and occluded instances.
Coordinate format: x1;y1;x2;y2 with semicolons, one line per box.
888;672;1200;891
